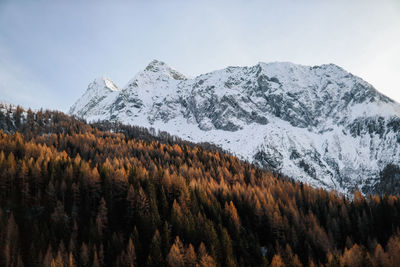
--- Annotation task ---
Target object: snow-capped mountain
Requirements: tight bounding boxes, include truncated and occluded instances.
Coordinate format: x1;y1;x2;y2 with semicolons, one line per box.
70;60;400;194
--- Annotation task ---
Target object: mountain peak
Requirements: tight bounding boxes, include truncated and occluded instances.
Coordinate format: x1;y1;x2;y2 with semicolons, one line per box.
90;76;120;92
143;59;186;80
69;76;120;116
144;59;168;71
124;60;186;89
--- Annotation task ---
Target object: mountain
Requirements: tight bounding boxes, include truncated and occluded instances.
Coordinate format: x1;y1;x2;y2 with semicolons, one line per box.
70;60;400;194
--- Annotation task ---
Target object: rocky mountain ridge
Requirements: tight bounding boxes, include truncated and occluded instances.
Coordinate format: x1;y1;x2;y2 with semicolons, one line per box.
70;60;400;194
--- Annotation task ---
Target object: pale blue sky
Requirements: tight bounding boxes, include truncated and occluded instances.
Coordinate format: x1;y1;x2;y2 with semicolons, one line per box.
0;0;399;112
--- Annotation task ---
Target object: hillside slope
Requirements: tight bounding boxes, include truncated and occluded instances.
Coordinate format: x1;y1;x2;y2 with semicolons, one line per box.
1;106;400;266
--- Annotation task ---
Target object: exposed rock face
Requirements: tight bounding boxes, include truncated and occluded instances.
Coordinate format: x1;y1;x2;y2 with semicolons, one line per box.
70;60;400;194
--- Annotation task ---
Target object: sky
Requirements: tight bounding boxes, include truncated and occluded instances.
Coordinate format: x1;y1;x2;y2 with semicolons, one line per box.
0;0;399;112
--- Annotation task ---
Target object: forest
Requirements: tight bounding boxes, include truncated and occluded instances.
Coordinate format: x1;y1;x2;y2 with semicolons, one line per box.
1;103;400;267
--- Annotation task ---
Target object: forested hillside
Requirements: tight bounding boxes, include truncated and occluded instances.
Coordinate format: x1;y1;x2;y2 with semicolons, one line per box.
1;104;400;267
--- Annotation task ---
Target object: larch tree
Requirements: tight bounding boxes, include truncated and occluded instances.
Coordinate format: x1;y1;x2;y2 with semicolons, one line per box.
167;236;185;267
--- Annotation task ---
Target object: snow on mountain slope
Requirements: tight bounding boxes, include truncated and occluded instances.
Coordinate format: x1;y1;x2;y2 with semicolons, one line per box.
69;77;121;120
70;60;400;194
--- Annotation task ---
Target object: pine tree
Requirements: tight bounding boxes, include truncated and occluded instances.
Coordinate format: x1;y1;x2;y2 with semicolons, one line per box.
167;236;185;267
221;227;236;267
80;243;89;266
96;197;108;238
270;254;285;267
54;249;64;267
198;254;216;267
225;201;241;232
146;230;162;267
340;244;365;267
68;252;76;267
185;244;197;267
386;235;400;266
162;221;171;257
118;237;136;267
92;249;100;267
326;253;340;267
43;246;53;267
373;244;389;267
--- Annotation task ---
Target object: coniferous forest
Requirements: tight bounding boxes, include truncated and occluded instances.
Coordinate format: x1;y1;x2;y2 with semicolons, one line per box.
1;104;400;267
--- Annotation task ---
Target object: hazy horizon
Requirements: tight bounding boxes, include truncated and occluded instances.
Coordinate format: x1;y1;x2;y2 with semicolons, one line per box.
1;0;399;112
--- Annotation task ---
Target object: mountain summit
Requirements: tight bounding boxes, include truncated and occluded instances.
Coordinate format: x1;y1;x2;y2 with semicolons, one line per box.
142;59;186;79
70;60;400;194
